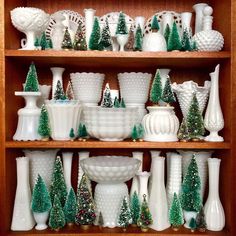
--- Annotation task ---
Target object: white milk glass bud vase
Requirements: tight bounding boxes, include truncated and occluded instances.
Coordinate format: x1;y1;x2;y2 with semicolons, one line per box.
162;12;173;34
204;158;225;231
181;12;192;35
37;85;51;108
193;3;208;34
137;171;150;202
62;152;73;191
130;152;143;197
50;67;65;99
204;64;224;142
149;156;170;231
11;157;35;231
84;8;96;49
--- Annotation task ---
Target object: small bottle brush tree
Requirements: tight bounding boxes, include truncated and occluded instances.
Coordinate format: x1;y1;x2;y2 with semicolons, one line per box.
196;206;207;232
47;37;53;49
177;118;190;142
78;123;88;141
31;174;52;213
186;93;205;140
61;27;73;50
191;40;198;51
49;194;66;231
169;192;184;231
120;98;126;108
134;24;143;51
34;37;40;49
130;191;140;226
89;17;101;50
189;218;197;232
65;81;75;100
54;80;66;100
64;187;77;226
150;69;162;104
75;174;96;227
132;125;139;142
137;194;153;232
38;104;51;141
74;23;87;51
118;196;132;231
162;77;176;105
24;62;39;92
69;128;75;141
181;28;192;51
164;23;171;44
50;156;68;207
40;32;48;50
99;18;112;50
151;15;160;32
180;155;202;213
167;22;182;51
116;12;128;35
98;212;104;229
113;97;120;108
137;123;145;141
125;25;135;51
101;83;113;108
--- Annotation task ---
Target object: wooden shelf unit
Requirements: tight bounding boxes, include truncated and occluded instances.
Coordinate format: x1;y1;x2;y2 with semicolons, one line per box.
1;0;236;236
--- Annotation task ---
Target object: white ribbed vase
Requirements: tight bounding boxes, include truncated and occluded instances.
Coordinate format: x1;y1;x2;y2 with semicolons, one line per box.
50;67;65;99
62;152;73;191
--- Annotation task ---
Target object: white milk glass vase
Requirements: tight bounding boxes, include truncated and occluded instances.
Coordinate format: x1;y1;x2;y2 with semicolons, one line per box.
204;158;225;231
62;152;73;191
162;12;173;34
11;157;35;231
135;16;145;33
84;8;96;49
149;156;170;231
50;67;65;99
137;171;150;201
193;3;208;34
181;12;192;35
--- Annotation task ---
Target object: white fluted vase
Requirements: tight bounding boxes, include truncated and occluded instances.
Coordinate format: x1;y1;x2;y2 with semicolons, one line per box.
149;157;170;231
204;158;225;231
23;149;59;189
137;171;150;202
193;3;208;34
130;152;143;197
84;8;96;49
62;152;73;191
204;64;224;142
11;157;35;231
50;67;65;98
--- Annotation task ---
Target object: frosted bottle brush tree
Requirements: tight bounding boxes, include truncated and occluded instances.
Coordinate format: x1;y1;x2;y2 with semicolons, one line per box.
38;104;51;141
181;28;192;51
61;27;73;50
151;15;160;32
196;206;207;232
125;25;135;51
99;18;112;50
150;69;162;104
164;23;171;44
167;22;182;51
101;83;113;108
118;196;132;231
65;81;74;100
177;118;190;142
64;187;77;226
89;17;101;50
74;23;87;51
78;123;88;140
134;24;143;51
24;62;39;92
54;80;67;100
161;76;176;105
130;191;140;225
116;12;128;35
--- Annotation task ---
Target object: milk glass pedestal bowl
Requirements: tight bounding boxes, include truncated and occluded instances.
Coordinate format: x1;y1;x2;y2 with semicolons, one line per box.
81;156;140;228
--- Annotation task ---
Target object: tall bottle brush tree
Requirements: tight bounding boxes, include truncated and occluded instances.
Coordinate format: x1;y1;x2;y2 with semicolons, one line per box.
161;77;176;105
181;28;192;51
118;196;132;230
150;69;162;104
134;24;143;51
54;80;66;100
116;12;128;35
61;27;73;50
74;23;87;51
101;83;113;108
130;191;140;225
40;32;48;50
151;15;160;32
24;62;39;92
99;18;112;50
167;22;182;51
64;187;77;226
89;17;101;50
177;118;190;142
164;23;171;44
38;104;51;141
125;25;135;51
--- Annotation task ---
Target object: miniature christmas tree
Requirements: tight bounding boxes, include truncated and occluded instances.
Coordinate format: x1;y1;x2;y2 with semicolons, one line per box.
162;77;176;104
151;15;160;32
164;24;171;44
189;218;197;232
125;25;135;51
69;128;75;141
40;32;48;50
196;207;207;232
75;174;96;227
49;194;66;231
150;69;162;104
98;212;104;229
61;27;73;50
99;18;112;50
50;156;67;207
130;191;140;225
118;196;132;230
38;104;51;141
137;123;145;141
182;28;192;51
137;194;153;232
167;22;182;51
177;118;190;142
78;123;88;140
186;93;205;140
180;155;202;212
134;24;143;51
116;12;128;35
113;97;120;108
24;62;39;92
47;38;53;49
132;125;139;141
64;187;77;226
31;174;52;213
101;83;113;108
65;81;74;100
54;80;66;100
34;37;40;49
169;192;184;231
120;98;126;108
192;40;198;51
74;23;87;51
89;17;101;50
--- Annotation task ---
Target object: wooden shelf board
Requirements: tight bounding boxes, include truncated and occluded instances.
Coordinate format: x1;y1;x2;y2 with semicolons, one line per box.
5;140;231;149
4;50;231;68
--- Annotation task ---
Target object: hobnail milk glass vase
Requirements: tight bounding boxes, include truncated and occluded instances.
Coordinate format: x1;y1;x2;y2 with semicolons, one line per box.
204;64;224;142
62;152;73;191
204;158;225;231
11;157;35;231
149;156;170;231
143;32;167;52
50;67;65;99
13;92;41;141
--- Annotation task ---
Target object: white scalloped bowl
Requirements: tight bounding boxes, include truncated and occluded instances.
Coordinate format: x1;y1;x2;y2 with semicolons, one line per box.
70;72;105;106
81;156;141;184
118;72;152;104
83;106;139;141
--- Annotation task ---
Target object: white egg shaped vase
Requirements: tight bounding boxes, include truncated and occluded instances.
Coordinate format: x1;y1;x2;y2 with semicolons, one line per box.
81;156;140;228
143;32;167;52
45;100;81;141
142;106;179;142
